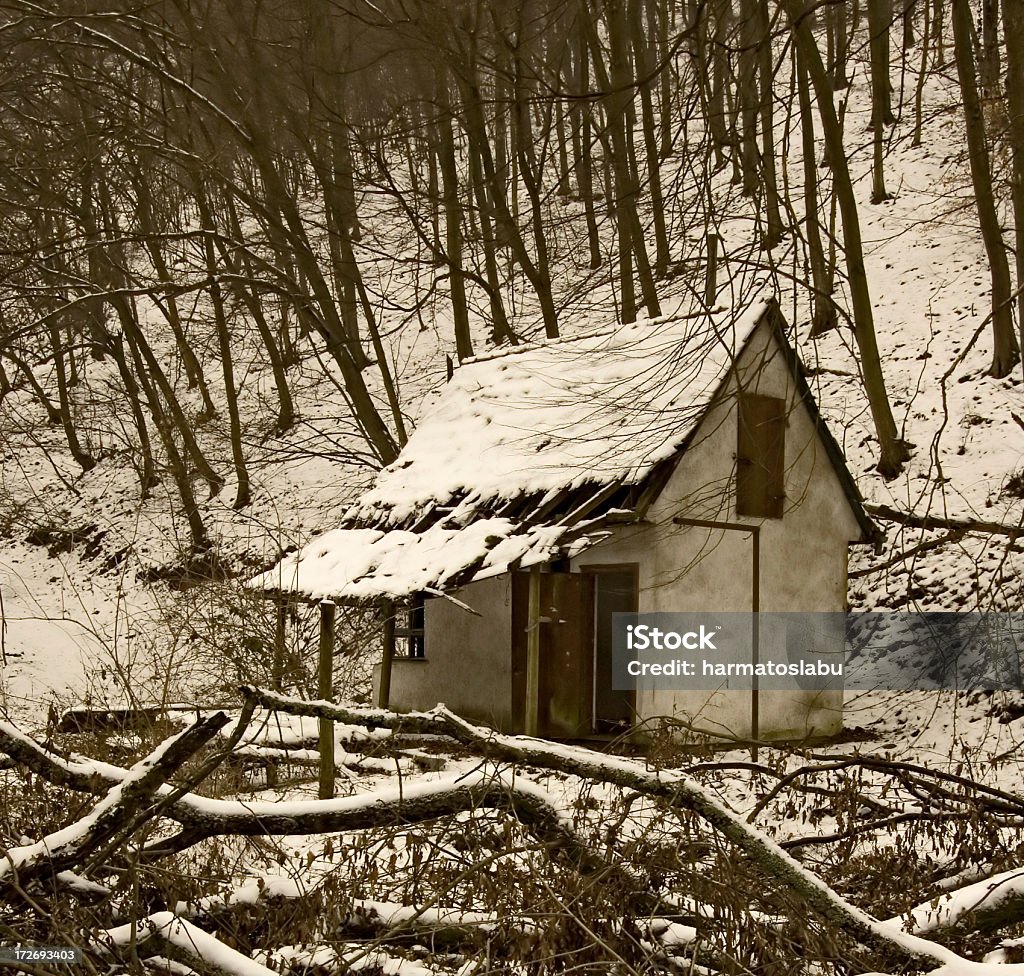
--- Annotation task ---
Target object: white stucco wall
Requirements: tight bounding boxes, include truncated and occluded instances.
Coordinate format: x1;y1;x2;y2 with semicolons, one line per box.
571;320;861;740
375;575;516;730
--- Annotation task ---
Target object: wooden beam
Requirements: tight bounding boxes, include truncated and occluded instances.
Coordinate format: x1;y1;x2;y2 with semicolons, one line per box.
318;600;336;800
561;482;625;526
525;566;541;737
273;599;287;692
378;599;396;709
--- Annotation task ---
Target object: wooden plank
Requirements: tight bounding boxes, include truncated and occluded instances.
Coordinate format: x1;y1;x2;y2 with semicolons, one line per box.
737;394;786;519
378;599;396;708
318;600;336;800
525;566;541;737
537;572;595;738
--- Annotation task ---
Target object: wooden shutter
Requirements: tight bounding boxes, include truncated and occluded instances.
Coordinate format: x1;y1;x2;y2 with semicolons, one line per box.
736;394;786;519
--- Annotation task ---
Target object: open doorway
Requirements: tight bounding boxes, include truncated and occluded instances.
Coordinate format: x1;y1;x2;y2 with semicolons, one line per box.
582;564;638;734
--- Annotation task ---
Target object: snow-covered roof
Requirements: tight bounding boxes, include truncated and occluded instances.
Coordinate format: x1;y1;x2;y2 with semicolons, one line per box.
251;297;821;602
252;518;601;603
348;299;769;530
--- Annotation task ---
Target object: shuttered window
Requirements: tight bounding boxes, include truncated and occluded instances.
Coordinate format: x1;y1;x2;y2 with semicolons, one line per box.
736;394;786;519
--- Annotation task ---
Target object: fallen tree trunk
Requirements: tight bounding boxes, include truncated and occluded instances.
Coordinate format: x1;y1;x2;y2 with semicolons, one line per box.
864;503;1024;540
0;722;651;913
0;712;227;889
240;688;958;971
100;912;280;976
888;866;1024;937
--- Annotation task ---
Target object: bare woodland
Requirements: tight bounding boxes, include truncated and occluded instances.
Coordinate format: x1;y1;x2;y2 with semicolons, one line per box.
1;0;1024;974
1;0;1020;514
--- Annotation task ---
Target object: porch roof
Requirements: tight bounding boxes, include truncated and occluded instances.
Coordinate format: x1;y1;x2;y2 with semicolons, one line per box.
249;517;607;604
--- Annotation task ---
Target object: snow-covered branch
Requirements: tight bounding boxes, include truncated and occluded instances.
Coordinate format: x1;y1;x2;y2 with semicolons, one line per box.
0;712;227;889
242;688;961;970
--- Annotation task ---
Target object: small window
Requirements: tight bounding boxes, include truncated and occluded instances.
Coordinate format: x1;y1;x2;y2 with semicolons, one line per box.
736;394;786;519
396;595;426;658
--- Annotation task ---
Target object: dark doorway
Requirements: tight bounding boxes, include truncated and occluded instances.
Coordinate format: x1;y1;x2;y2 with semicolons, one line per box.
583;565;638;733
511;572;595;738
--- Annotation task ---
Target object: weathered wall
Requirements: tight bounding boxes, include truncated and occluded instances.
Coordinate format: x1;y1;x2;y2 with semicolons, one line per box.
376;575;516;730
571;320;861;740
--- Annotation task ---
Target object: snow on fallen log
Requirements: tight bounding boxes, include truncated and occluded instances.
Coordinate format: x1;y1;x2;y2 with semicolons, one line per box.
101;912;279;976
887;867;1024;935
260;942;438;976
347;898;537;939
0;712;227;886
175;874;309;916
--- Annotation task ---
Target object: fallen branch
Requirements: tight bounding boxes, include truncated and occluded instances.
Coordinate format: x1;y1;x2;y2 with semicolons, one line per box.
0;722;651;911
240;688;958;971
100;912;279;976
888;866;1024;937
864;503;1024;540
848;528;967;578
0;712;227;889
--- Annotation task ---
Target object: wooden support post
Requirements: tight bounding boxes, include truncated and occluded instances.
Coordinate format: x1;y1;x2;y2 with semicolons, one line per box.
525;566;541;737
273;599;287;691
705;234;719;308
268;598;288;789
378;599;395;708
318;600;336;800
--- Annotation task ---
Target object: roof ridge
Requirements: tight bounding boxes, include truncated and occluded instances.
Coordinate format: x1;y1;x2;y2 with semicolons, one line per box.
456;305;736;369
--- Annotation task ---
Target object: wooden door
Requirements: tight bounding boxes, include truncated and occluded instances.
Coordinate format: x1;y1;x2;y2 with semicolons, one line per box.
512;572;595;738
583;565;638;733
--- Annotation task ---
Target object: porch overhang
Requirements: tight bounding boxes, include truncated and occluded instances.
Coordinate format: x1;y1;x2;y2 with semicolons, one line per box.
247;516;610;605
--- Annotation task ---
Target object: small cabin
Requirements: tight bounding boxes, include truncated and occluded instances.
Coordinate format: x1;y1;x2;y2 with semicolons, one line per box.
252;297;879;742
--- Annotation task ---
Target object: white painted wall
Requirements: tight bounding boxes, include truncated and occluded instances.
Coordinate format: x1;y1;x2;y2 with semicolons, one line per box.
570;320;861;739
374;575;516;729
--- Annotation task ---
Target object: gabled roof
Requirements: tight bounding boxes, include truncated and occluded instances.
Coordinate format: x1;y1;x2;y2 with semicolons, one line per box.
250;297;876;603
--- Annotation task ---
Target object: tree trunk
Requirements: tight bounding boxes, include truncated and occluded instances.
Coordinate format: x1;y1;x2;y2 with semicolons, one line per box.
588;0;660;321
47;324;95;472
952;0;1019;377
832;0;851;90
222;194;296;434
135;170;217;419
903;0;916;49
756;0;785;249
435;97;474;363
468;139;515;344
1003;0;1024;373
573;25;603;269
631;2;671;276
912;0;931;146
799;49;838;336
784;0;909;477
196;191;251;509
738;0;761;196
707;0;732;166
868;0;895;125
512;59;562;338
979;0;1000;101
